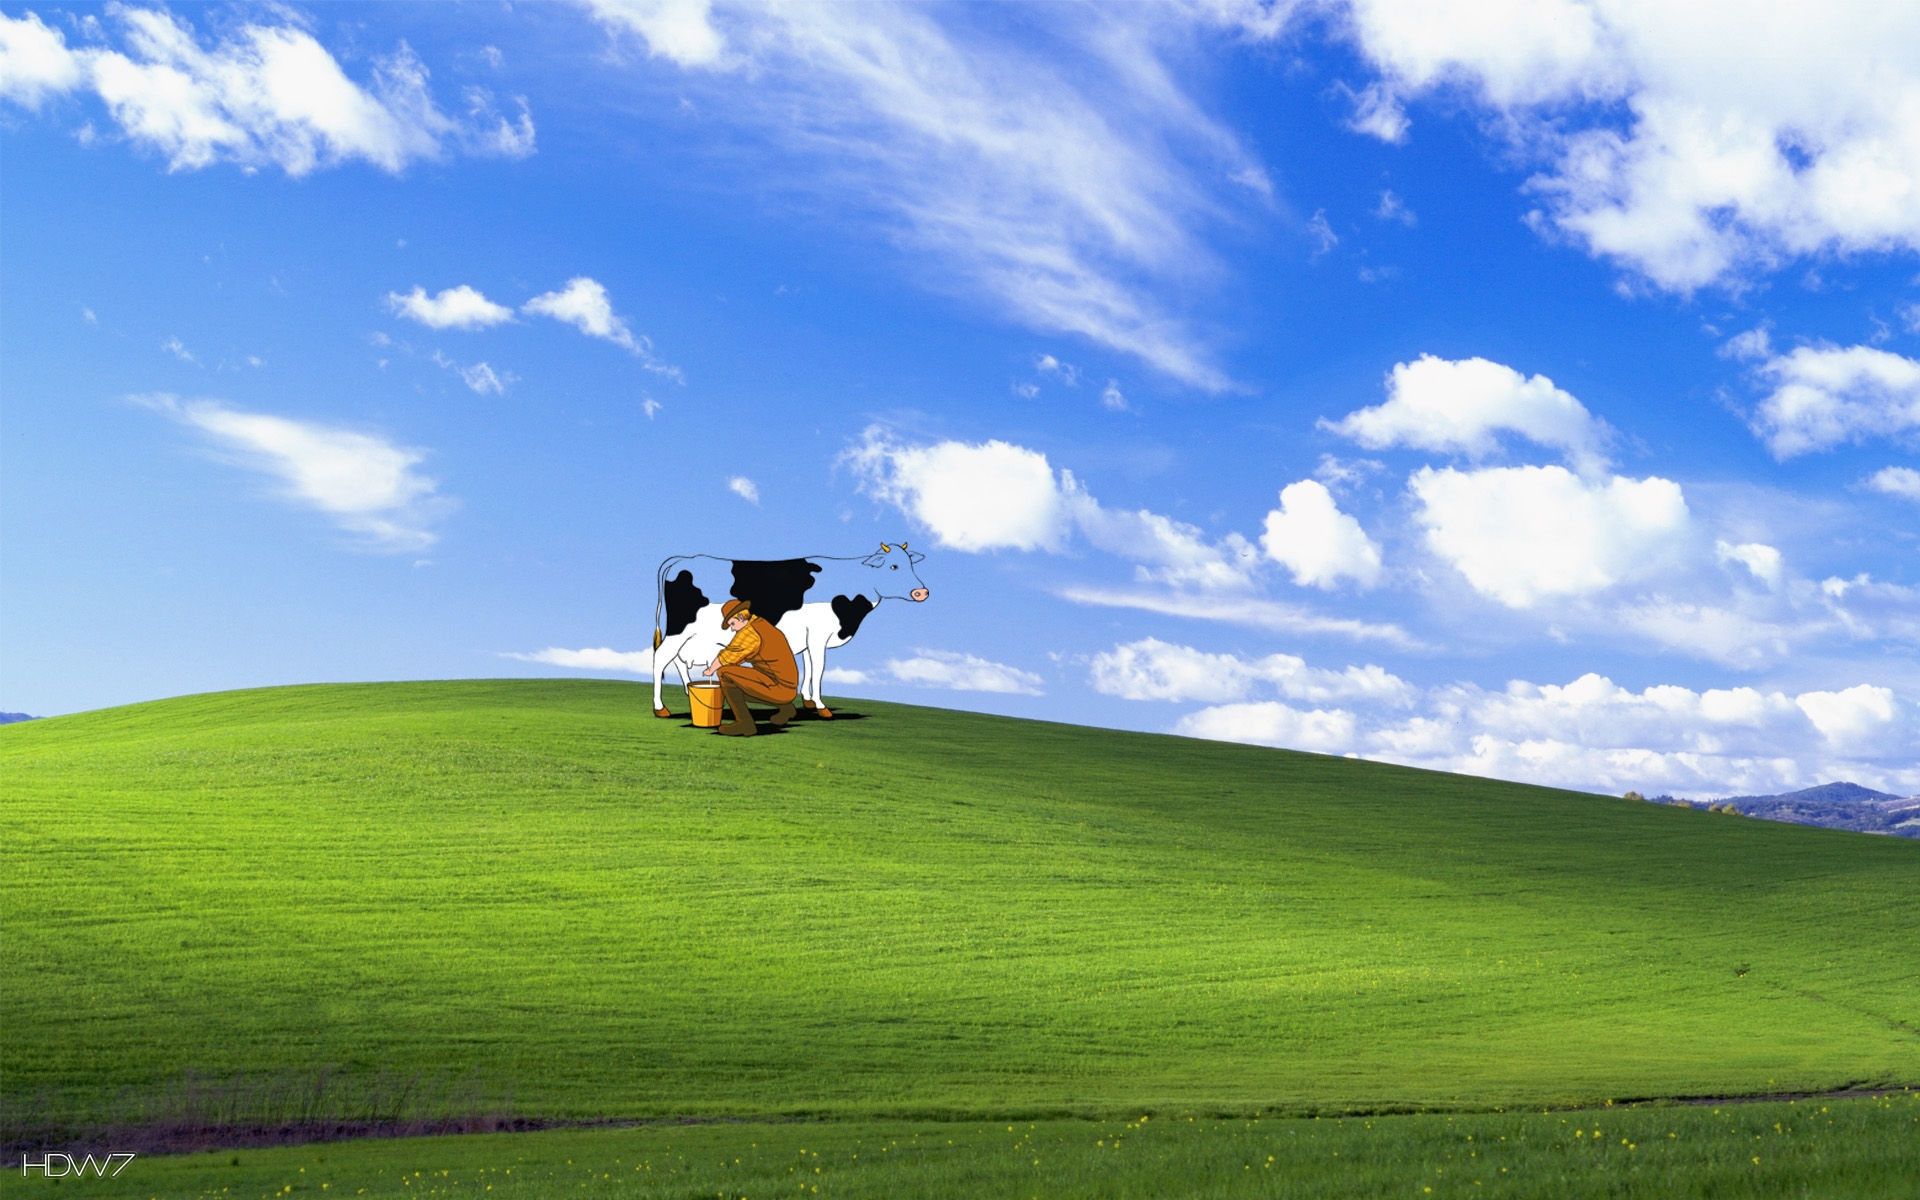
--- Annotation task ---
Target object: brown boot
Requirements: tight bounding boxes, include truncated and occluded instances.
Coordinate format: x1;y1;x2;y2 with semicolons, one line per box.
769;698;799;728
716;684;757;736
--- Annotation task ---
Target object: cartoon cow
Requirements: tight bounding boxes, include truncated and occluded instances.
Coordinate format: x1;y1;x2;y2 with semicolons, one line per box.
651;543;929;719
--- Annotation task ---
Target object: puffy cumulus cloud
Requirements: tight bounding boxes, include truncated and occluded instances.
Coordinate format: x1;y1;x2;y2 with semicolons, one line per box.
1173;701;1360;755
0;7;530;176
0;10;82;107
1322;354;1612;472
727;475;760;504
1795;684;1897;751
1169;696;1368;758
1161;666;1918;795
505;646;651;673
136;393;449;551
1750;344;1920;458
1410;464;1690;608
1867;466;1920;501
583;2;1264;389
843;427;1256;587
1259;479;1383;589
1089;637;1412;706
387;285;514;330
1316;0;1920;292
1714;539;1783;589
844;428;1070;553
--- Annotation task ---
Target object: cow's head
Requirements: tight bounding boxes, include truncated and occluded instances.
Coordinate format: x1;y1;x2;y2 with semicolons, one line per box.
860;541;930;601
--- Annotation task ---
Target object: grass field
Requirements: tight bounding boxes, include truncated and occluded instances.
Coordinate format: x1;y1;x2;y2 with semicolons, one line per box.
10;1094;1920;1199
4;679;1917;1190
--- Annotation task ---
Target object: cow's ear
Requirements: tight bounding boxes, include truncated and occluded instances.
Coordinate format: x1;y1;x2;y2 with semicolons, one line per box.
907;550;925;564
861;552;887;567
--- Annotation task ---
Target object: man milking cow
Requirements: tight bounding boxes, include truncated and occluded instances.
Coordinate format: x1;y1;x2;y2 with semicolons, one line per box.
702;599;799;736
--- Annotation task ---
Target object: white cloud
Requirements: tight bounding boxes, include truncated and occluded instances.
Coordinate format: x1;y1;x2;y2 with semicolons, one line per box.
0;10;82;108
1166;667;1918;795
523;277;640;349
522;277;680;379
1173;701;1360;755
1714;539;1783;589
1100;380;1128;411
1090;637;1412;706
1323;354;1612;472
846;427;1258;589
1409;464;1691;608
1610;599;1793;670
1307;209;1338;257
1341;81;1408;143
1720;326;1773;362
844;428;1070;553
880;649;1044;696
506;646;650;673
1795;684;1897;751
1750;344;1920;458
387;284;514;330
1324;0;1920;291
1374;189;1416;225
585;0;726;68
7;7;525;177
1259;479;1383;589
586;2;1262;389
138;393;448;551
161;335;196;364
642;398;663;419
458;362;512;395
728;475;760;504
1035;354;1079;386
1867;465;1920;501
1055;585;1422;648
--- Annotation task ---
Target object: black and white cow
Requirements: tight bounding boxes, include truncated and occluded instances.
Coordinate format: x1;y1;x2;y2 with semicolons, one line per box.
651;544;929;719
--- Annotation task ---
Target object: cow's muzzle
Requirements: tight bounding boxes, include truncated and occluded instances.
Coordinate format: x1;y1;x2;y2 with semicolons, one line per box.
910;588;930;602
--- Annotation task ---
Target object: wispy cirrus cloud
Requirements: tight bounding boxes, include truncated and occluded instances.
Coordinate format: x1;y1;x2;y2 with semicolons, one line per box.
582;1;1269;390
137;393;450;551
827;650;1044;696
0;7;533;175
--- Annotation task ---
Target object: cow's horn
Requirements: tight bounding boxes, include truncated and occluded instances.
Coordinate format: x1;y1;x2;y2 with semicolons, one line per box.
900;541;908;548
880;543;891;552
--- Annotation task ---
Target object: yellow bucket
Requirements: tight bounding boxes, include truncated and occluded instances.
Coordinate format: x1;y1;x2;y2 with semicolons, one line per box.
687;680;724;728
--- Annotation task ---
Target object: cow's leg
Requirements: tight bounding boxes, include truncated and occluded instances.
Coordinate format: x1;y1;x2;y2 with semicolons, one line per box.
651;640;672;717
799;630;833;719
653;633;700;717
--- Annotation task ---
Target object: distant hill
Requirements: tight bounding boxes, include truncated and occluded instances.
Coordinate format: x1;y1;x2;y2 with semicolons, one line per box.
0;712;37;725
1659;781;1920;838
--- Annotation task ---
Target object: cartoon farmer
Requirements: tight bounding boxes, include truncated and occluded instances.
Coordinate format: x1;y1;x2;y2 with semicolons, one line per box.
702;599;800;736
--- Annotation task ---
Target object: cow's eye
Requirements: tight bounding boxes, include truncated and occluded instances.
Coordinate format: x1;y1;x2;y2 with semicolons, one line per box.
891;564;898;569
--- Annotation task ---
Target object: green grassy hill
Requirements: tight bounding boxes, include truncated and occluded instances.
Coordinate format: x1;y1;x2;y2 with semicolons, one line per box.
4;680;1916;1147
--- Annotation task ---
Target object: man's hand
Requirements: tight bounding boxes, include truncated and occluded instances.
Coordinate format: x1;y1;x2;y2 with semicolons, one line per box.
701;661;717;677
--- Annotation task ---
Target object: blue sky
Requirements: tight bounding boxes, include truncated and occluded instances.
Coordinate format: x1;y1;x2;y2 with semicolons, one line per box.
4;1;1917;796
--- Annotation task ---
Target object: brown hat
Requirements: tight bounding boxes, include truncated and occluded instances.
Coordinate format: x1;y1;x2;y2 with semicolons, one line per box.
721;599;753;625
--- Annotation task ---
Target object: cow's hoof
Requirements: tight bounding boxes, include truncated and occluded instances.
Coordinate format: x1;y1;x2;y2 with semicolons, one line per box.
815;706;834;720
653;707;673;718
803;700;819;711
